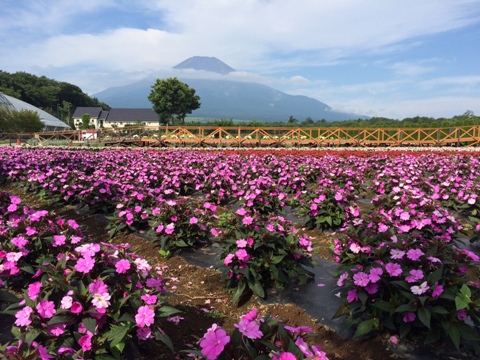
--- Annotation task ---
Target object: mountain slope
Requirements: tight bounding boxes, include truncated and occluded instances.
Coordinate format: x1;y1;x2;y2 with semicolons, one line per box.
93;57;367;122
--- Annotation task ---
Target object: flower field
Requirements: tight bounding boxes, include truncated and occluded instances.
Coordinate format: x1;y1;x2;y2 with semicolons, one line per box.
1;147;480;359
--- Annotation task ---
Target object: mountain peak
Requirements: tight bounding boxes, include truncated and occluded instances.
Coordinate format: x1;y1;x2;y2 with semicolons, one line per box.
173;56;235;75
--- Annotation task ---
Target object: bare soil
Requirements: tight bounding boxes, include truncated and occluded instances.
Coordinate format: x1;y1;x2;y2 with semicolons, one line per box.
0;183;398;360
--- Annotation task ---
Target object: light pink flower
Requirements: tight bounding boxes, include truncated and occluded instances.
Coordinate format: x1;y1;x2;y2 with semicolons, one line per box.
190;217;199;225
224;253;235;266
15;306;33;327
411;281;429;295
242;216;253;225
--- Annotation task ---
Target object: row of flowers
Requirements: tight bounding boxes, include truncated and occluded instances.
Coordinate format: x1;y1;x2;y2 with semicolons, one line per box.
0;191;328;359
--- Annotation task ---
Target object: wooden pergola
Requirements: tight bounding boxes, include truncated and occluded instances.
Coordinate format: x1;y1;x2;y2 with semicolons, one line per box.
4;125;480;147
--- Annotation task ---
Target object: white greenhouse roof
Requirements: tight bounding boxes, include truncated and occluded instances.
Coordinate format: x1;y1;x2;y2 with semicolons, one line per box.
0;93;70;130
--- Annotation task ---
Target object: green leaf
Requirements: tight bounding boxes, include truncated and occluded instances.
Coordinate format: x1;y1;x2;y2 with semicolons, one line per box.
395;303;417;313
155;330;175;352
47;314;77;326
418;307;431;329
232;280;246;304
252;281;265;298
107;325;130;348
455;295;469;310
460;284;472;297
270;255;285;264
430;306;449;315
82;317;97;335
159;306;182;317
354;319;374;337
371;300;394;313
25;328;42;343
0;290;20;303
448;324;461;350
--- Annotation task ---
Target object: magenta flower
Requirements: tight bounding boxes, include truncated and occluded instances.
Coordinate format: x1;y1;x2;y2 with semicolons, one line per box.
431;282;444;297
74;257;95;273
78;334;93;352
199;323;230;360
115;259;131;274
11;235;28;248
136;305;155;327
14;306;33;327
27;281;42;300
234;318;263;339
273;352;297;360
47;323;67;336
353;272;370;287
141;294;157;305
457;309;468;321
241;308;258;321
405;269;424;283
36;300;56;319
70;302;83;314
53;234;66;247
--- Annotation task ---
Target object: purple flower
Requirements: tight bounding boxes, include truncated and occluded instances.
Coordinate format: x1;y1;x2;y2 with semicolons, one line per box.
385;262;403;277
406;248;424;261
347;289;358;303
390;249;405;260
432;282;444;297
457;309;468;321
199;324;230;360
403;312;416;323
353;272;370;287
369;267;383;283
405;269;424;283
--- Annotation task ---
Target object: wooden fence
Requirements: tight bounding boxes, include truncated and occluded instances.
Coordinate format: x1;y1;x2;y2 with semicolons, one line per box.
4;125;480;147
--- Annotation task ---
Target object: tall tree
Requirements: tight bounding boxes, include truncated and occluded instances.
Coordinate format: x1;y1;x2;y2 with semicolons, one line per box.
148;77;201;125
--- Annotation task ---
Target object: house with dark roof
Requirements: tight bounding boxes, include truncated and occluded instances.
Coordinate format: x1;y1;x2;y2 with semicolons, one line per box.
72;107;158;129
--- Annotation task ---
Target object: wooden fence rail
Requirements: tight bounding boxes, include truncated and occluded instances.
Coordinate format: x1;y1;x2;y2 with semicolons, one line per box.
4;125;480;147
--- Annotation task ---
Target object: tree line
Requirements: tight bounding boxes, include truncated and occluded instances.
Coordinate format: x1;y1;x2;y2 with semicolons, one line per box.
0;70;110;129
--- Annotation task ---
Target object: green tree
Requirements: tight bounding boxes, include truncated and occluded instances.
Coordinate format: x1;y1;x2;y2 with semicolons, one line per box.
148;77;201;125
0;106;44;132
79;114;93;129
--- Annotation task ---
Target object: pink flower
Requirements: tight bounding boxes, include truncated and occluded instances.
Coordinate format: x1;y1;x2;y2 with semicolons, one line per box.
223;253;235;266
25;226;37;236
432;282;444;297
403;312;416;323
242;216;253;225
241;308;259;322
406;249;424;261
273;352;297;360
385;263;403;277
115;259;131;274
68;219;79;229
235;249;250;262
15;306;33;327
389;335;399;345
190;217;199;225
47;323;67;336
11;236;28;248
234;318;263;339
235;208;247;216
236;239;248;248
135;305;155;327
165;223;175;235
74;257;95;273
78;334;93;352
369;268;383;283
89;279;108;295
27;282;42;300
390;249;405;260
36;300;56;319
53;235;66;247
199;324;230;360
141;294;157;305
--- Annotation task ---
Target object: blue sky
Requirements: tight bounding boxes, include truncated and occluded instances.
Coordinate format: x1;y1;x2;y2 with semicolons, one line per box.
1;0;480;119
